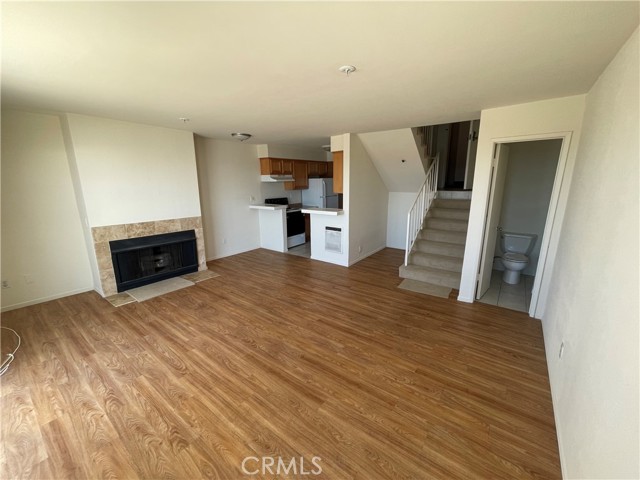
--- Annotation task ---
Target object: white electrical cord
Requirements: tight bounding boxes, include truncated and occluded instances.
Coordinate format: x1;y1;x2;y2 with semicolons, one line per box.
0;327;21;376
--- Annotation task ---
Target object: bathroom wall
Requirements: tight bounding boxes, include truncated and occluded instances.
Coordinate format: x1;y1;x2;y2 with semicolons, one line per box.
493;139;562;275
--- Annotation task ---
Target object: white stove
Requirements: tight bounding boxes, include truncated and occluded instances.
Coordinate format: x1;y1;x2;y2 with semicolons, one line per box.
264;197;305;248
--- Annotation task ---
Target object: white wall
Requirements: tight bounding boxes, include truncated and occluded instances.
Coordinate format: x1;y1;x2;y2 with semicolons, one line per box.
543;28;639;480
387;192;416;249
65;114;202;227
260;182;302;205
257;143;327;161
197;138;334;261
348;134;388;264
59;115;102;294
308;213;350;266
357;129;426;192
459;95;586;303
195;136;262;260
307;134;350;266
1;110;93;311
493;139;562;275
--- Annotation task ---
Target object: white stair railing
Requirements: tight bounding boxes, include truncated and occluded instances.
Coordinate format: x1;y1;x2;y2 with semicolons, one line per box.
405;155;439;266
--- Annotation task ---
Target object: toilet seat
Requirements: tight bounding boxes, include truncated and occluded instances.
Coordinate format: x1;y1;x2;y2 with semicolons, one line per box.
503;252;528;263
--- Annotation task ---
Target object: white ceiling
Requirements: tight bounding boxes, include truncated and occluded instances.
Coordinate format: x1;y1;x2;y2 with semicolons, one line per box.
2;2;638;147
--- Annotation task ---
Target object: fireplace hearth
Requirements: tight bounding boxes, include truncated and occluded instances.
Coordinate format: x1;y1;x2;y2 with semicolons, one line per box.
110;230;198;292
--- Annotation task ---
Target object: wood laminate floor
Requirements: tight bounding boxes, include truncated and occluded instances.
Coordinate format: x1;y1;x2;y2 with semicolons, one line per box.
0;248;561;479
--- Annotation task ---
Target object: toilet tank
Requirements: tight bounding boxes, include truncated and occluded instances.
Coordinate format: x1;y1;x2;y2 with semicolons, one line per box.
500;232;537;255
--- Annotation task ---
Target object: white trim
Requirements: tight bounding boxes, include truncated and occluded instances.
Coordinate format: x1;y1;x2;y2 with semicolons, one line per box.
457;294;474;303
1;286;94;312
528;133;573;318
348;245;386;266
461;131;573;318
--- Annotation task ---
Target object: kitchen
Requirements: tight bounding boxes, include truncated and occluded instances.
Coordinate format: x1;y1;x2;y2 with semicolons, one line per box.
250;152;344;260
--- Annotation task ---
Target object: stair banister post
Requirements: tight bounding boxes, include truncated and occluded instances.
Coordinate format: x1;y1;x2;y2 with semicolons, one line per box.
405;211;411;266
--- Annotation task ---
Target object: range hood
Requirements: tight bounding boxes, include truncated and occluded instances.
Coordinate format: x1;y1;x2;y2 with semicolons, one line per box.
261;174;294;182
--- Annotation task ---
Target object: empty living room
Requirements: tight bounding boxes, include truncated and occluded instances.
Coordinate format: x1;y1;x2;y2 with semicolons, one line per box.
1;2;638;479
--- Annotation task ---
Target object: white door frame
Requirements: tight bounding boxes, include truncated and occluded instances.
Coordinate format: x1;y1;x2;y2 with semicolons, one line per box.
476;143;510;299
479;131;573;318
464;119;480;189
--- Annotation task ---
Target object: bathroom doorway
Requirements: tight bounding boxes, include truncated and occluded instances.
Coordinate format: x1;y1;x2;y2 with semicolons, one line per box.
476;137;566;315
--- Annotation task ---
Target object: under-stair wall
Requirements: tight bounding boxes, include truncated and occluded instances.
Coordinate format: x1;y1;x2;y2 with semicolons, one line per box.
358;128;429;251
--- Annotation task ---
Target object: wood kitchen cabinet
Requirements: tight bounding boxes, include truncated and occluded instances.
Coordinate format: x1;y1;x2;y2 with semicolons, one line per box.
260;157;294;175
307;161;319;177
332;151;343;193
317;161;328;178
260;158;332;189
285;160;309;190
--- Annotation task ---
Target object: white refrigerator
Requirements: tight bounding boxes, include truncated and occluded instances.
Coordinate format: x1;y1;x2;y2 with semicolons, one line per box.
302;178;339;208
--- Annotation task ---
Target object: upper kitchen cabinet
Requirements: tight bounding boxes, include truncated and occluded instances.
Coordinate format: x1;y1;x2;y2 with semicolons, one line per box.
285;160;309;190
307;161;319;177
260;157;294;175
260;157;332;189
317;161;328;178
332;151;343;193
307;161;332;178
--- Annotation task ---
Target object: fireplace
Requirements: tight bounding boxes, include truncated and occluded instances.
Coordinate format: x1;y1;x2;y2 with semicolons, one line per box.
110;230;198;292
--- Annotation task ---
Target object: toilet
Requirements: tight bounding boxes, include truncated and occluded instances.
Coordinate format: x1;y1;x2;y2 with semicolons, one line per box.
499;231;537;285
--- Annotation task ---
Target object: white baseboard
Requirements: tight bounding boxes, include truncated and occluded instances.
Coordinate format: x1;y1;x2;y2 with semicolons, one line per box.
1;286;95;312
457;293;474;303
348;245;386;266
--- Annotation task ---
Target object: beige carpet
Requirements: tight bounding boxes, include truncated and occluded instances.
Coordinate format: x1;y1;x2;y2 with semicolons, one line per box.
126;277;195;302
398;279;452;298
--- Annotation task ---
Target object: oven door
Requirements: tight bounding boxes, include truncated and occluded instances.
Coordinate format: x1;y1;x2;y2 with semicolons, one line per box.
286;211;306;248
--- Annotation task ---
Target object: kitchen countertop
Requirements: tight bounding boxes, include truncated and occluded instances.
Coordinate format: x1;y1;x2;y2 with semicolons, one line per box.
249;204;287;211
250;203;343;215
301;207;344;216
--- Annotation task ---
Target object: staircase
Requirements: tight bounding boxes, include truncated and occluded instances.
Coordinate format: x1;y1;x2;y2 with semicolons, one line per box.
399;197;470;290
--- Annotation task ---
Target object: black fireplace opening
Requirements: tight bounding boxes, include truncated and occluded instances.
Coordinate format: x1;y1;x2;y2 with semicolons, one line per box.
110;230;198;292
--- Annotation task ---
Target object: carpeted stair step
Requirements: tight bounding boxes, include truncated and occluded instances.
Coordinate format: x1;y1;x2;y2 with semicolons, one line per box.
399;264;461;289
414;239;466;257
430;207;470;221
433;199;471;210
410;251;463;273
425;217;468;232
436;190;472;200
420;228;467;245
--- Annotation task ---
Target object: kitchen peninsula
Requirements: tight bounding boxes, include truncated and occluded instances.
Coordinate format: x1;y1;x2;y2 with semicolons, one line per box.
250;201;345;263
248;203;287;253
252;148;346;265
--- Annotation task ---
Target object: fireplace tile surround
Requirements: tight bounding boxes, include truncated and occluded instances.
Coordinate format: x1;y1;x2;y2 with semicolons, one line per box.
92;216;206;297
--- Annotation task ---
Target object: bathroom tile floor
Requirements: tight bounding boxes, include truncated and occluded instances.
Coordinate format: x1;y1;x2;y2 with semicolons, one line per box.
478;269;534;313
